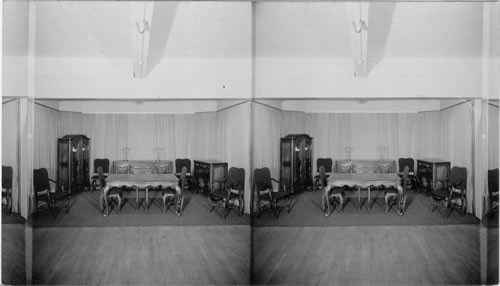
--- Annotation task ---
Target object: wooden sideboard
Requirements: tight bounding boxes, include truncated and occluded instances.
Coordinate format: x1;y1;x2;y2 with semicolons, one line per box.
112;160;174;174
193;160;228;194
334;160;396;174
416;159;450;194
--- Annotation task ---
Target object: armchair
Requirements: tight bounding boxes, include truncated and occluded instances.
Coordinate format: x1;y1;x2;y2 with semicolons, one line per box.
398;158;418;192
91;158;110;191
313;158;333;192
2;166;13;215
175;158;195;193
209;167;245;219
385;166;408;215
98;167;123;215
163;166;185;216
488;168;499;216
33;168;70;221
254;167;292;220
431;166;467;218
320;166;345;216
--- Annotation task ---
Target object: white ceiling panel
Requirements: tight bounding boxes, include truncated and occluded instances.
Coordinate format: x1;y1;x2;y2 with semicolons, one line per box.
31;1;251;59
255;2;484;58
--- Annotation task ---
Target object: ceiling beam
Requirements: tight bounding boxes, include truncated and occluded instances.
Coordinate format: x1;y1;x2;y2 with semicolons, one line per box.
130;2;178;79
131;1;154;79
346;2;369;77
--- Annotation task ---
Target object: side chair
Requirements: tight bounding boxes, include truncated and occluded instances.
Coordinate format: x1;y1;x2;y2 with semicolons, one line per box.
2;165;13;215
33;168;71;221
321;166;345;216
385;166;408;216
254;167;292;220
209;167;245;219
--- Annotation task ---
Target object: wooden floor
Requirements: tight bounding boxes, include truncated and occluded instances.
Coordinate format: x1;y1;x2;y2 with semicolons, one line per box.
2;223;26;285
32;225;251;285
2;218;497;285
253;225;482;285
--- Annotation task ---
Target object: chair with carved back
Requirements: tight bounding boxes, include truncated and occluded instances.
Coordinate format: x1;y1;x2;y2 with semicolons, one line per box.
385;165;408;216
163;166;185;216
431;166;467;218
313;158;333;192
98;166;123;215
209;167;245;219
398;158;418;192
254;167;292;220
487;168;499;217
175;158;195;193
33;168;70;221
320;166;345;216
91;158;110;191
2;165;13;215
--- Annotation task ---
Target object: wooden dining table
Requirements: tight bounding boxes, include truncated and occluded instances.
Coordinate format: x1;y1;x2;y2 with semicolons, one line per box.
100;174;180;217
322;173;402;216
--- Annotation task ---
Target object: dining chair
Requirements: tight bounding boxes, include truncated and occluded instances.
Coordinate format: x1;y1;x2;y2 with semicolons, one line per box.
254;167;292;220
209;167;245;219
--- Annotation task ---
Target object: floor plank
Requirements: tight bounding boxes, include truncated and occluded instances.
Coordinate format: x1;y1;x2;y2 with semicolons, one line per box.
253;224;481;285
33;225;251;285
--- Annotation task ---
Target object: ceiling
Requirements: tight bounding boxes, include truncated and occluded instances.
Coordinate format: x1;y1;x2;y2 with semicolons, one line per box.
2;1;495;102
3;1;484;59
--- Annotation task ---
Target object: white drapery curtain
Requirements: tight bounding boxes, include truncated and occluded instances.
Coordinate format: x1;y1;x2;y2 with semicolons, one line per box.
277;111;443;177
440;103;474;214
488;104;499;169
216;102;251;212
252;103;282;177
2;100;20;213
34;104;59;179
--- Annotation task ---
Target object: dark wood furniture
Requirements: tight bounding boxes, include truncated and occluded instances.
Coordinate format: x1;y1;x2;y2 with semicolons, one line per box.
280;134;313;193
100;174;181;217
112;160;173;174
323;173;402;215
430;166;467;218
57;135;90;193
209;167;245;219
193;160;228;194
416;159;451;194
34;168;71;221
2;165;13;215
334;159;396;174
254;167;292;220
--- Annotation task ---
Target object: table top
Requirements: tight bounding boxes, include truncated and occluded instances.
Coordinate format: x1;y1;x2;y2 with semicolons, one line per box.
106;174;179;185
417;158;450;163
194;159;228;164
327;173;401;187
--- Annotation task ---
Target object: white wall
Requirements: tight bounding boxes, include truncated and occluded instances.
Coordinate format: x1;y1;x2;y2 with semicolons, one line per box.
33;57;252;99
2;1;30;98
282;99;441;113
58;100;219;114
255;57;482;99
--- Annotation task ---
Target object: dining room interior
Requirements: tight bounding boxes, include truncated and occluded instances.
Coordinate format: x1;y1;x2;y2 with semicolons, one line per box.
2;0;499;285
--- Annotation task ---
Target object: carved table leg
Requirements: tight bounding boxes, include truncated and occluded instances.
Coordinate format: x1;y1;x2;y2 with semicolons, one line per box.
368;187;371;210
324;185;331;217
358;186;361;210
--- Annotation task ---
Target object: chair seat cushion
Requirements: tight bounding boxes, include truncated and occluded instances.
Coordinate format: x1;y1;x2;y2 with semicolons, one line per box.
210;190;228;199
431;189;449;199
328;188;344;195
271;191;291;200
50;192;70;201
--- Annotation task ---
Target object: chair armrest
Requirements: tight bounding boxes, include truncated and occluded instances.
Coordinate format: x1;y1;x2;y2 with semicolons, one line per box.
270;178;281;184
